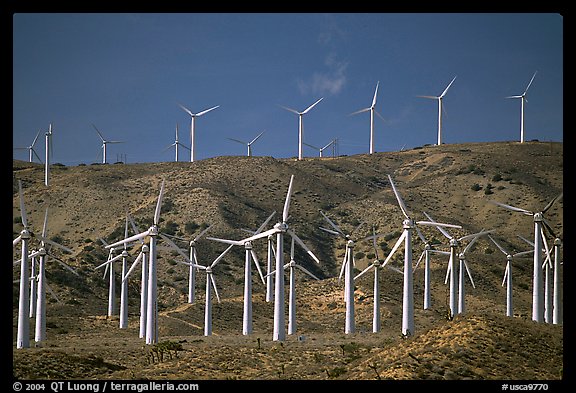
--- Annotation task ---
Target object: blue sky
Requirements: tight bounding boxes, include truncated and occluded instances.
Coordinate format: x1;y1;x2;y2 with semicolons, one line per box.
12;13;563;165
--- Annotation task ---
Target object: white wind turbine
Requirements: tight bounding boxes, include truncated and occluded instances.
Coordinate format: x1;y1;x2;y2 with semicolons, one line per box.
104;179;198;344
551;237;562;324
227;131;265;157
162;123;190;162
233;175;320;341
196;244;235;336
178;103;220;162
13;180;72;348
92;124;124;164
318;210;366;334
417;76;457;145
44;124;53;186
488;234;533;317
303;140;335;158
350;81;385;154
266;237;320;335
423;211;494;318
14;130;43;163
280;98;323;161
490;192;562;323
506;71;537;143
354;226;403;333
207;211;276;335
387;175;462;335
27;207;76;343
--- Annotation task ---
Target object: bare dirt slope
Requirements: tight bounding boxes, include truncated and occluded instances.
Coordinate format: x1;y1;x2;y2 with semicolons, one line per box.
12;141;564;382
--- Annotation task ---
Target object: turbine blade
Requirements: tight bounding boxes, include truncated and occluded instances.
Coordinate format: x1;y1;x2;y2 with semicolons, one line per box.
279;105;300;115
255;211;276;235
18;180;28;228
303;142;320;150
422;211;454;240
210;274;221;303
464;260;476;289
444;259;452;284
31;130;42;147
338;247;348;282
518;235;534;247
92;124;105;142
349;107;371;116
440;76;457;98
206;237;243;246
227;137;247;145
178;103;194;117
105;230;150;249
319;210;345;237
302;97;323;114
417;95;439;100
13;235;22;247
542;192;563;213
196;105;220;117
319;226;342;237
52;257;80;276
382;230;407;268
158;233;195;265
154;179;166;225
42;207;49;239
523;71;537;94
250;249;266;285
283;175;295;222
387;175;410;219
249;131;265;145
238;227;278;244
354;264;374;281
371;81;380;107
489;200;533;216
194;224;214;242
295;264;320;280
36;236;73;254
488;234;509;256
123;252;143;283
210;244;235;269
287;229;320;264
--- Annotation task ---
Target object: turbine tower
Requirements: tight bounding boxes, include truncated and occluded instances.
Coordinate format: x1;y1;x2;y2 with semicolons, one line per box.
280;98;323;160
227;131;265;157
350;81;384;154
506;71;537;143
234;175;320;341
490;192;562;323
417;76;457;145
178;103;220;162
14;130;43;163
44;124;53;186
92;124;124;164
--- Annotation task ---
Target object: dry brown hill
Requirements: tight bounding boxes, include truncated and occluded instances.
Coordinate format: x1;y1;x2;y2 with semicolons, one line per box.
12;141;564;382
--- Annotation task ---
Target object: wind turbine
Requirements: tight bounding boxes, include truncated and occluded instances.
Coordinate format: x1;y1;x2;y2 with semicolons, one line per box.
506;71;537;143
350;81;385;154
387;175;462;336
207;211;276;335
417;76;457;145
303;140;335;158
423;211;494;318
162;123;190;162
233;175;320;341
354;226;403;333
227;131;265;157
92;124;124;164
13;180;71;348
280;98;323;160
196;244;235;336
488;234;533;317
104;179;198;344
27;207;75;343
44;124;53;186
552;237;562;324
318;210;367;334
178;103;220;162
14;130;43;163
489;192;563;322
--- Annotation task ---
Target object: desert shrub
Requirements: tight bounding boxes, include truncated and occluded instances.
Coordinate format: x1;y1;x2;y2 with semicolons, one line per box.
492;173;502;182
471;183;482;191
184;221;200;234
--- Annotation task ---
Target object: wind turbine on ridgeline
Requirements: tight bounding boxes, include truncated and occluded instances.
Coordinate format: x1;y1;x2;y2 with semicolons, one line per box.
350;81;385;154
387;174;462;336
162;123;190;162
417;76;457;145
227;130;265;157
506;71;537;143
178;103;220;162
233;175;320;341
488;234;533;317
280;98;323;161
44;124;53;186
92;124;124;164
104;179;200;344
27;207;76;343
14;130;43;163
266;237;320;335
318;210;366;334
489;192;562;323
303;140;335;158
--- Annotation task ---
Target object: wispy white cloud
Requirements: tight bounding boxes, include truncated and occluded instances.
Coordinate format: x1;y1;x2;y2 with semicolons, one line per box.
297;53;348;96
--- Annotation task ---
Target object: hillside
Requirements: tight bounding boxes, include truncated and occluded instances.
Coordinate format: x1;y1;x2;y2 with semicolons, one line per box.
12;141;564;382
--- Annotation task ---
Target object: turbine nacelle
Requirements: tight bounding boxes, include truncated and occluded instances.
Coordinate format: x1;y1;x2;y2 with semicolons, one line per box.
275;222;288;232
533;212;543;222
